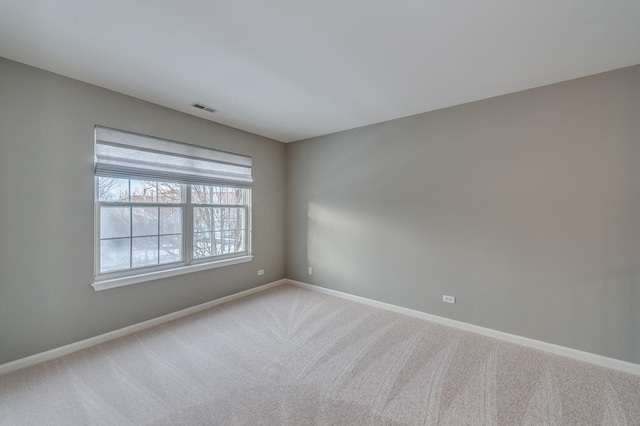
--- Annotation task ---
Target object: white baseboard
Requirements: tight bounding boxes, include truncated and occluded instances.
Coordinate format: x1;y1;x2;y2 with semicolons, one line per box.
0;279;286;376
287;279;640;376
4;278;638;377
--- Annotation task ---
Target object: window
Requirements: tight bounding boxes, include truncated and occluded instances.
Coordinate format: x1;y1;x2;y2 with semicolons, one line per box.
192;185;248;259
94;127;252;290
98;178;184;273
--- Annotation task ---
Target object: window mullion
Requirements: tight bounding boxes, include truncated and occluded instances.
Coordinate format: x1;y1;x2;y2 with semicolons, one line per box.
185;184;193;265
245;188;251;255
129;206;133;269
95;178;100;275
128;180;132;269
157;206;160;266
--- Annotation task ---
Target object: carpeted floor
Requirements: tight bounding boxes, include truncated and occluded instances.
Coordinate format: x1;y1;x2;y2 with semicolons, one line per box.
0;284;638;425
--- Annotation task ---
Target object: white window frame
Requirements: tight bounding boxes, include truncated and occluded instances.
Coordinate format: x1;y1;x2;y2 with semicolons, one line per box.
93;181;252;291
92;127;253;291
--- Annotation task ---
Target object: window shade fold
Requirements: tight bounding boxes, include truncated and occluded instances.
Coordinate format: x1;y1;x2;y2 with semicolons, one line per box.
95;126;252;187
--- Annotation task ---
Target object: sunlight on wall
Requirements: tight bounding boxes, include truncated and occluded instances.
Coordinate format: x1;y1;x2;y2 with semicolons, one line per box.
307;201;372;289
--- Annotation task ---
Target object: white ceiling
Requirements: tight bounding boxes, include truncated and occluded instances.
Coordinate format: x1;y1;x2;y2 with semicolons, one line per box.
1;1;639;143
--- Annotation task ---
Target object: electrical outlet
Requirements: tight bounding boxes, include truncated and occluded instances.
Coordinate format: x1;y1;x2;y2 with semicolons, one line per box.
257;269;264;276
443;295;455;304
308;267;313;275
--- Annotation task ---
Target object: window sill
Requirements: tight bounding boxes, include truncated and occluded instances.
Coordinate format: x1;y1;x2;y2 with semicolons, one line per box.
92;255;253;291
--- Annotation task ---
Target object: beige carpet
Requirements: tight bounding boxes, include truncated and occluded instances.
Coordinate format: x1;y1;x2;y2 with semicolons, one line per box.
0;284;638;425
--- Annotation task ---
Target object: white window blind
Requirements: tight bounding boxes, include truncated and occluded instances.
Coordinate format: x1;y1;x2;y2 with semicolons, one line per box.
94;126;252;188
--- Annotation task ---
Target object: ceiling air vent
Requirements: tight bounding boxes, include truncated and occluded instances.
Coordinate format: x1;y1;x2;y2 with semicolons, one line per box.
190;102;217;113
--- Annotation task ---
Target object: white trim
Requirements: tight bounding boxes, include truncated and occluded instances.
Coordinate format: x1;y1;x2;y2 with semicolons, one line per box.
5;278;638;377
287;279;640;376
92;255;253;291
0;279;285;376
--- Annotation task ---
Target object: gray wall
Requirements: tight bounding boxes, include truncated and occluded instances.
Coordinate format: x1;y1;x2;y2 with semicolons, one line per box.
286;65;640;364
2;55;639;367
0;58;286;365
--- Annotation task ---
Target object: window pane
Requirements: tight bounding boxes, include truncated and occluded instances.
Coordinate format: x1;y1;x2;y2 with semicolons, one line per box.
100;238;130;272
158;182;182;203
132;207;158;237
213;231;228;254
191;185;209;204
98;177;129;202
234;208;246;232
160;235;182;264
212;207;224;231
238;230;246;252
226;207;235;231
228;229;245;252
100;207;131;239
192;205;246;259
221;231;231;254
132;236;158;268
160;207;182;234
193;232;212;259
194;207;212;232
229;188;244;204
220;230;244;253
130;180;157;202
191;185;244;205
212;186;223;204
224;207;244;231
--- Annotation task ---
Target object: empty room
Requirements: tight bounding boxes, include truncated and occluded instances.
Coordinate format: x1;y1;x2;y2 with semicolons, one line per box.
1;0;639;424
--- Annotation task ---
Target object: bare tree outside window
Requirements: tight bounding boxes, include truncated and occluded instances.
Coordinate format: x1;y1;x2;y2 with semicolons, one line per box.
192;185;247;259
97;177;129;202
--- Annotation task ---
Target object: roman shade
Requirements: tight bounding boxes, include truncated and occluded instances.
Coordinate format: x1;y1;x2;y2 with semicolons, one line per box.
94;126;252;188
